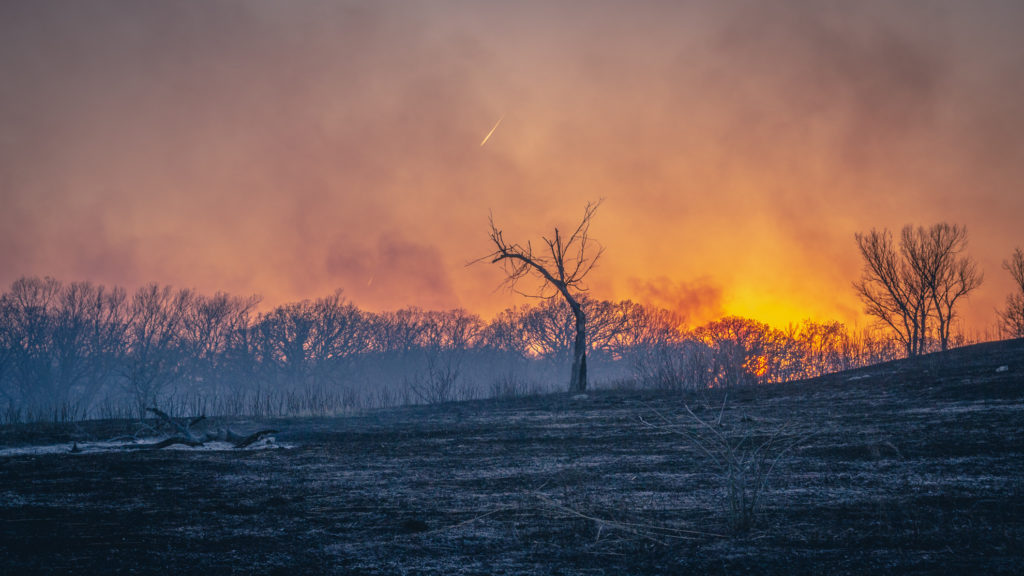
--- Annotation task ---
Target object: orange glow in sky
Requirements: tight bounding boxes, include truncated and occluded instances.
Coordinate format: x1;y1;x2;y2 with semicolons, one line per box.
2;1;1022;333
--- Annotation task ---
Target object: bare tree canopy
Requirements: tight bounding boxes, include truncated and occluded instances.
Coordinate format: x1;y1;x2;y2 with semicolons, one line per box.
854;223;982;356
0;272;954;422
854;229;926;357
998;248;1024;338
478;200;605;393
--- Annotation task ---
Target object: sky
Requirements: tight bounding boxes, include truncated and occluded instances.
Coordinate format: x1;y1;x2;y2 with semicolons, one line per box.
2;0;1022;332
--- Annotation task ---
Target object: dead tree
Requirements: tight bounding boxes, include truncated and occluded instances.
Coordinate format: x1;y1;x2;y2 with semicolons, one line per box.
144;407;277;450
478;201;604;393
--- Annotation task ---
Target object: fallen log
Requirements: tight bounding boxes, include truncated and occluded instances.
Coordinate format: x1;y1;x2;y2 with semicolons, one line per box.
147;437;206;450
232;429;278;449
147;407;202;443
144;406;278;450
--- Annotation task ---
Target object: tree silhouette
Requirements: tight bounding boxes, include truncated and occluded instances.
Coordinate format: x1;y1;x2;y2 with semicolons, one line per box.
480;201;604;393
854;223;982;356
998;247;1024;338
902;224;983;351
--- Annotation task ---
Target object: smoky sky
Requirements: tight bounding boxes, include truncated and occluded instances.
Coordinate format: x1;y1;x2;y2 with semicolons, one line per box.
2;0;1022;329
628;276;725;327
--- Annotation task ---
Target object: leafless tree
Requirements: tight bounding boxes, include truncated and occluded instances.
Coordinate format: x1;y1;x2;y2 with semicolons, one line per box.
854;224;982;356
250;291;368;390
120;285;194;416
585;298;633;357
479;201;604;393
903;224;983;351
694;316;777;387
613;301;683;349
515;296;630;362
53;281;129;411
368;308;428;354
478;305;533;356
0;277;127;419
3;278;62;411
522;298;577;362
617;302;714;391
793;320;850;377
180;291;260;396
854;229;931;356
842;327;903;368
407;309;484;404
0;298;11;407
304;291;371;379
419;309;484;351
998;247;1024;338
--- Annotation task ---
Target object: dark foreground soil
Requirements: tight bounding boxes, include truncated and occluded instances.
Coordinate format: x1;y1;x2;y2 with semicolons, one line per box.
2;340;1023;575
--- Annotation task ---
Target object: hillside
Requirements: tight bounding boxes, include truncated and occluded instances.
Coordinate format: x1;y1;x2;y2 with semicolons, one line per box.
1;339;1022;574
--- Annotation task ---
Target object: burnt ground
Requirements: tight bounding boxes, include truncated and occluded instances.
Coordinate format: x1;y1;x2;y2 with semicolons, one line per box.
1;339;1022;575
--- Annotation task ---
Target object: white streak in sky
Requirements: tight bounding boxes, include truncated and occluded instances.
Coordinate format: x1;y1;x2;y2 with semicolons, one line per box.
480;116;504;147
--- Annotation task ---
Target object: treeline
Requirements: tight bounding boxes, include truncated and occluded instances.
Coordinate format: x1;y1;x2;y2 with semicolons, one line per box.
0;276;907;423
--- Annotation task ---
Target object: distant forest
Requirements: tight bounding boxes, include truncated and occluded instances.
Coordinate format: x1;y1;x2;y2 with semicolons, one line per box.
0;276;921;424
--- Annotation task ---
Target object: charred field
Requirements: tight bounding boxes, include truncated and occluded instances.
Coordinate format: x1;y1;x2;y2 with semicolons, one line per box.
1;339;1022;575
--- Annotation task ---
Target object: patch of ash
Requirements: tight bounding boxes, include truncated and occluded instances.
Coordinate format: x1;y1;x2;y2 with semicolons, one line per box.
0;437;291;457
0;491;31;506
900;400;1024;416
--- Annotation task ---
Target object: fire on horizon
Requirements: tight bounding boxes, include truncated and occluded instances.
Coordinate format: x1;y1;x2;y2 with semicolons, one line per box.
1;1;1022;332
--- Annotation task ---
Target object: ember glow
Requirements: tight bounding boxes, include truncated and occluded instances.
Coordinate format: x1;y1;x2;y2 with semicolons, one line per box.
2;1;1022;331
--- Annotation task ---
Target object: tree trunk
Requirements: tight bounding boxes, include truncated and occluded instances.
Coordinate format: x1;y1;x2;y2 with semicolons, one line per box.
918;306;929;355
937;313;949;352
568;298;587;393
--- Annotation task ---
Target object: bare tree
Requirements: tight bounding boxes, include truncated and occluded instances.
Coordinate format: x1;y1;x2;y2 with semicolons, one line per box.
515;296;628;362
3;278;63;412
522;298;577;362
407;309;483;404
618;302;713;391
854;229;931;356
419;309;483;351
480;201;604;393
368;308;428;355
0;277;128;420
180;291;260;396
584;298;633;357
0;297;12;408
793;320;849;377
52;281;129;411
854;224;982;356
903;224;983;351
998;247;1024;338
694;316;775;387
250;291;368;390
120;285;194;416
478;305;533;356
